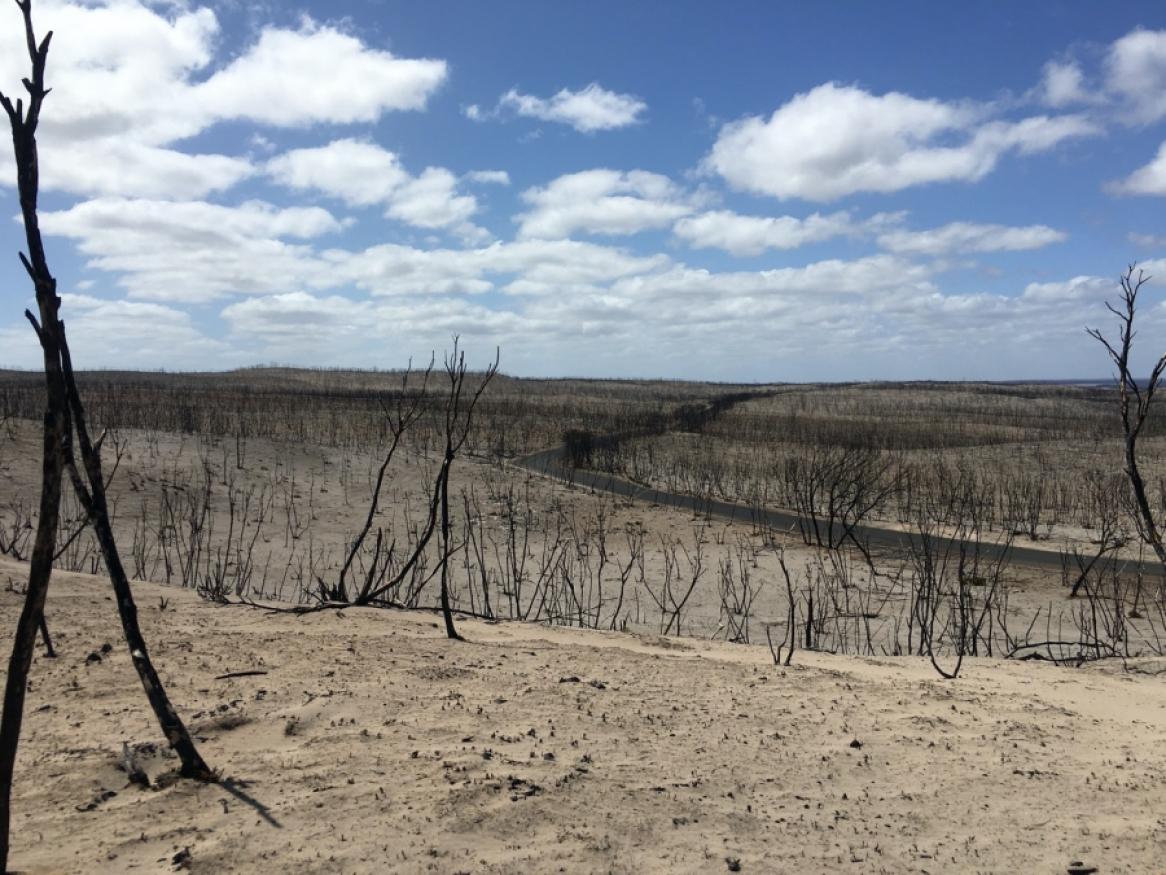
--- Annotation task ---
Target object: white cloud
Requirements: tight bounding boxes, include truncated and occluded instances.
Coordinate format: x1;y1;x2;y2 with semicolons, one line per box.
1021;275;1112;303
465;170;511;185
267;139;485;240
40;197;344;302
877;221;1067;256
220;293;531;366
611;254;932;304
223;293;522;338
331;245;489;296
35;191;670;304
469;83;647;133
1134;259;1166;282
3;239;1142;380
0;2;448;201
211;254;950;372
975;114;1097;156
516;169;693;239
386;167;485;242
336;238;670;297
674;209;882;256
9;294;230;369
266;139;409;207
703;83;1097;201
1031;29;1166;125
58;141;251;199
0;0;221;147
197;23;447;127
673;209;1068;262
1108;141;1166;196
1129;232;1166;249
221;292;370;340
1038;60;1094;108
0;0;250;198
1105;29;1166;123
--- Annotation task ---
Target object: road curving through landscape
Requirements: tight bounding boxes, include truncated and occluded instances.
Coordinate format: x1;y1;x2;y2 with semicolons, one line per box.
512;445;1165;579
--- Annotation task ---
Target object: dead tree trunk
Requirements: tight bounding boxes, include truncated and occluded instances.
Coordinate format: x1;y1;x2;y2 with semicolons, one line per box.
1087;266;1166;571
37;615;54;657
436;341;499;640
437;446;461;641
0;8;71;870
330;362;431;604
59;343;214;779
1;6;213;868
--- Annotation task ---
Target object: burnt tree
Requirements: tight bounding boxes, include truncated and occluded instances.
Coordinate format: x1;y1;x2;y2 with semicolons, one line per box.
0;4;212;870
1087;266;1166;570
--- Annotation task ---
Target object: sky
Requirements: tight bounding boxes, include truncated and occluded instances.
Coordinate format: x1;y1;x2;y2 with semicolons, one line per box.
1;1;1166;382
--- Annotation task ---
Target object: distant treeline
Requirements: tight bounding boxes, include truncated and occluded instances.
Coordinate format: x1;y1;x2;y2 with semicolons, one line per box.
0;368;766;458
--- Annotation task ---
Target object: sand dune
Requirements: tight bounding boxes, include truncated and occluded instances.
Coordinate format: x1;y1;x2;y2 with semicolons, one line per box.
2;556;1164;873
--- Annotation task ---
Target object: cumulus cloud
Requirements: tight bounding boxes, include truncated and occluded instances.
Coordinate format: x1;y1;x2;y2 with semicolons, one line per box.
222;293;525;348
1021;275;1113;303
1;295;228;370
673;209;895;256
1037;60;1094;108
876;221;1067;256
1108;141;1166;196
196;24;447;127
221;292;371;341
703;83;1097;201
0;2;448;200
673;211;1067;262
336;238;670;297
0;139;253;200
1026;29;1166;124
385;168;484;241
1105;29;1166;123
0;0;220;146
40;197;344;302
1134;258;1166;281
465;170;511;185
611;254;932;303
26;182;1113;379
516;170;693;239
467;83;647;132
266;139;409;207
267;139;486;240
1129;232;1166;249
979;114;1098;155
37;194;670;303
211;253;944;372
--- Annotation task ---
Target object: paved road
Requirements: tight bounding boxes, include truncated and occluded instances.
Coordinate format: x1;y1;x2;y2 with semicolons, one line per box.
513;447;1163;579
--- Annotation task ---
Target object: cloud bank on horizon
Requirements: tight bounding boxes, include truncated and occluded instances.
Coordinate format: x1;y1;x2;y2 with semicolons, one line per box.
1;0;1165;381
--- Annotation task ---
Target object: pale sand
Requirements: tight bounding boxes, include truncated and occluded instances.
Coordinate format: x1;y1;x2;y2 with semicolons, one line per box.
2;556;1165;874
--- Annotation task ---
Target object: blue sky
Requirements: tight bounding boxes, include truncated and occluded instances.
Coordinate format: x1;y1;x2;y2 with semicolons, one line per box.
2;0;1166;381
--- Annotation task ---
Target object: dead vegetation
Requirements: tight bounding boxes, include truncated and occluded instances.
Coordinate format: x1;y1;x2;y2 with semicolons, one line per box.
4;370;1165;676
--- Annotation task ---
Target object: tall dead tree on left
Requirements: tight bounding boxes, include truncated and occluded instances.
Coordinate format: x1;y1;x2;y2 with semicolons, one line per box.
0;3;213;870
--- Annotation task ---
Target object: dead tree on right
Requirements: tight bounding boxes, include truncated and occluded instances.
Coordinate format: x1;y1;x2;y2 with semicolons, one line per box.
1087;266;1166;571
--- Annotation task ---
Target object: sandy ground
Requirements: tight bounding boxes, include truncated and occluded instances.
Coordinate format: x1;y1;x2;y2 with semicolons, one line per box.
2;556;1165;874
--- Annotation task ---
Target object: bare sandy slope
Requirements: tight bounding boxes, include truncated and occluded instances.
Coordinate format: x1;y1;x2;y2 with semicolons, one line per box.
2;557;1165;874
